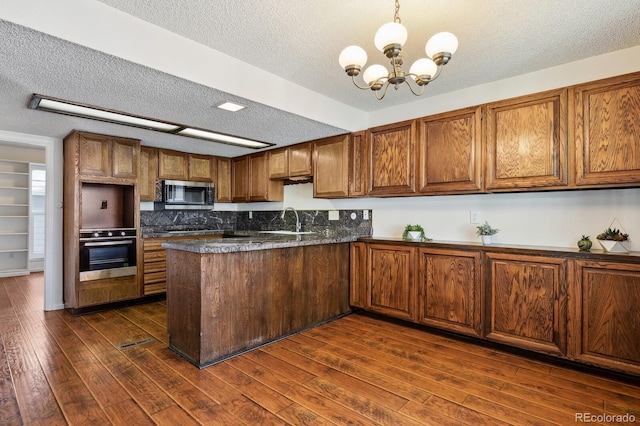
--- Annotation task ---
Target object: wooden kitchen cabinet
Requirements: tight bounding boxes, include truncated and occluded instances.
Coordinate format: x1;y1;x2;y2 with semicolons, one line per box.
417;106;483;194
349;242;367;308
188;154;215;182
268;142;312;180
232;153;283;202
158;149;188;181
366;243;417;320
484;88;568;190
574;72;640;187
570;259;640;375
367;120;416;196
417;248;482;337
485;252;568;356
216;157;232;202
72;131;139;181
139;147;158;201
231;156;249;202
313;133;366;198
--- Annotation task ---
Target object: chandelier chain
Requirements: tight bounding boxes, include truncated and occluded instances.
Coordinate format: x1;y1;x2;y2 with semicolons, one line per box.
394;0;401;23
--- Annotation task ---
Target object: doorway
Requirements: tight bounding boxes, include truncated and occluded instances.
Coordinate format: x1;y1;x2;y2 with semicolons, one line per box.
0;130;63;311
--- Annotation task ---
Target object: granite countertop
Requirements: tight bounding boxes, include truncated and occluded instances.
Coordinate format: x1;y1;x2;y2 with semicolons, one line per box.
162;232;357;254
141;227;228;238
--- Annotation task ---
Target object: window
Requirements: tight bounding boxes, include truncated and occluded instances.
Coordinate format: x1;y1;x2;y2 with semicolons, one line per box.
29;163;45;259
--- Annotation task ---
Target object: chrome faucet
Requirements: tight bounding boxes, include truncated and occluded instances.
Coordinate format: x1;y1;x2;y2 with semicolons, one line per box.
281;207;301;232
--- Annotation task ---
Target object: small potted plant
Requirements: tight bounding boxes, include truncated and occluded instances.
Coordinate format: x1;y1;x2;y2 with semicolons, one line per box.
577;235;592;251
596;227;630;253
476;221;499;245
403;224;427;241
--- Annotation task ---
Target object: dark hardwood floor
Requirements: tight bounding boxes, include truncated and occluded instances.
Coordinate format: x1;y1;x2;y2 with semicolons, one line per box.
1;273;639;425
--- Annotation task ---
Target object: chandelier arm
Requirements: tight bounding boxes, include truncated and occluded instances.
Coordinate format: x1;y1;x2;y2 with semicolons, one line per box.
403;79;426;96
350;75;375;90
375;82;392;100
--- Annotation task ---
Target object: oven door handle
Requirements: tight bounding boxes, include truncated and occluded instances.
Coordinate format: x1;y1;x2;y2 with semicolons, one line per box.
83;240;135;247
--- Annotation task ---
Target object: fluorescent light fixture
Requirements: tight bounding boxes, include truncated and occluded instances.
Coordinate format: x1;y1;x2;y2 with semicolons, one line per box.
28;94;272;149
177;128;269;148
216;101;246;112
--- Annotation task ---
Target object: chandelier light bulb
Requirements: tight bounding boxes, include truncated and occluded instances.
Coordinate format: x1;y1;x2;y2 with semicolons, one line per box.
363;64;389;85
409;58;438;80
339;45;368;69
426;32;459;58
374;22;408;52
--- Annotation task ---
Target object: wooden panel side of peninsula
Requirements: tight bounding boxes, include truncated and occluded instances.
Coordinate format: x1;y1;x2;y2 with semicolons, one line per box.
166;243;350;367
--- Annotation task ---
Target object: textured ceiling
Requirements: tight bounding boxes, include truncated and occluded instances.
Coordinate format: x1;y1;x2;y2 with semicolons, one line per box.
1;0;640;157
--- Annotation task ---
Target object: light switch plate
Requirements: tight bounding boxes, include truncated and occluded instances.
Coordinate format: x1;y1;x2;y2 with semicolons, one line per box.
328;210;339;221
363;210;369;220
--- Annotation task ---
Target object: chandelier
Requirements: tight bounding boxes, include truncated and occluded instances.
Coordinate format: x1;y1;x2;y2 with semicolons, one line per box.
339;0;458;100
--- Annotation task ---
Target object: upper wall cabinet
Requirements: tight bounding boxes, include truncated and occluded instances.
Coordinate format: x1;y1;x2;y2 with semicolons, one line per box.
188;154;216;183
139;147;158;202
158;149;188;181
367;120;416;196
232;152;283;202
484;88;568;191
68;131;139;182
313;133;366;198
574;72;640;187
216;157;232;203
269;143;313;180
417;106;483;194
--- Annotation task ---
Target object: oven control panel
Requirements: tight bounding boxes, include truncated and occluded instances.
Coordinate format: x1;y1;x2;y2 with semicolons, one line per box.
80;228;137;240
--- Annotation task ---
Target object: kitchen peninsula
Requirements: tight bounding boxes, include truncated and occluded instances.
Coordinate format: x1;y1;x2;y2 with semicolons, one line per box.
163;232;355;368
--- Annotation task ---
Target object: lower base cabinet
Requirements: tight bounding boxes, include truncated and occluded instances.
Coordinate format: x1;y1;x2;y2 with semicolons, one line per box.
485;252;568;356
351;240;640;376
417;248;482;337
571;260;640;375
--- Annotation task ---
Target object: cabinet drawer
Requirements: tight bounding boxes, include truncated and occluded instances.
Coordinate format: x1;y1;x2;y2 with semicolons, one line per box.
144;250;166;263
144;283;167;295
78;275;138;307
144;271;166;284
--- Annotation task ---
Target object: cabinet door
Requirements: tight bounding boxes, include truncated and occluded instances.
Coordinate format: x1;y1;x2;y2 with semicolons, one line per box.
111;138;139;179
248;152;283;202
215;157;232;202
348;131;367;197
367;120;416;195
486;252;567;356
139;147;158;201
574;72;640;187
288;142;312;177
417;107;482;194
417;248;482;337
158;149;188;181
367;244;416;320
78;133;111;177
268;148;289;179
231;156;249;202
570;260;640;375
313;135;350;198
350;242;367;308
188;154;214;182
484;89;568;190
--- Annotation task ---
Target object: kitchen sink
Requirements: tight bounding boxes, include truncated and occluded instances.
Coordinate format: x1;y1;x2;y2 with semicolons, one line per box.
258;230;316;235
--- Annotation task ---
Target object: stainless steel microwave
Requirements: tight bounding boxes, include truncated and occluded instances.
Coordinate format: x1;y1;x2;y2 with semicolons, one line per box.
162;180;215;207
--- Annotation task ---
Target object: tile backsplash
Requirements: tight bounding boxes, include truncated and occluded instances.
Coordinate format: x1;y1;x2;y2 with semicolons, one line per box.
140;209;372;236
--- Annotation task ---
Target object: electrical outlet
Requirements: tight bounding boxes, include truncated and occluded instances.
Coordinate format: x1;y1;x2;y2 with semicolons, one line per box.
363;210;369;220
470;210;481;224
328;210;339;221
248;211;252;219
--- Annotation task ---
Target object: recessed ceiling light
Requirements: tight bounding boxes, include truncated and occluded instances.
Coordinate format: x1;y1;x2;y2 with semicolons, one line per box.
28;94;271;149
216;101;246;112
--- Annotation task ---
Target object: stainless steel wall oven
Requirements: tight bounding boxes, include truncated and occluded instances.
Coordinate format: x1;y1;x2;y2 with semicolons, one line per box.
79;228;137;282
